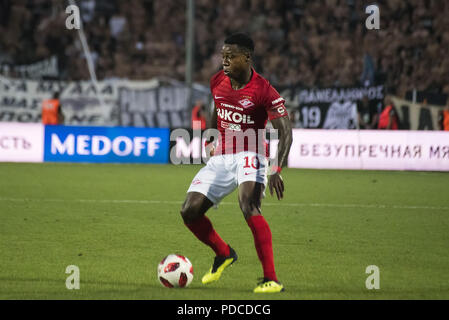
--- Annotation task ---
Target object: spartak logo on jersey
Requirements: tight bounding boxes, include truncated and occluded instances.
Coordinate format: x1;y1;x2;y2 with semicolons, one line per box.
238;98;254;108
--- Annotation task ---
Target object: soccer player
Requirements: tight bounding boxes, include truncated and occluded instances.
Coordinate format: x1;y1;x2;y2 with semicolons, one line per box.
180;33;292;293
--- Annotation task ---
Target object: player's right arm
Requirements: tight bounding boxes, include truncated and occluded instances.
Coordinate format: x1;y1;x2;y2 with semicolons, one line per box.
206;71;223;155
204;103;218;156
208;103;217;130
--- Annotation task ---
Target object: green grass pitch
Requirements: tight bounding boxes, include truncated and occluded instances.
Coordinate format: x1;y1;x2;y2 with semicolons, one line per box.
0;162;448;299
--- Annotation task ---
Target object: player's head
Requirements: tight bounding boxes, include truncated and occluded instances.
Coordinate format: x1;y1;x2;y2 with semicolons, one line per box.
222;33;254;79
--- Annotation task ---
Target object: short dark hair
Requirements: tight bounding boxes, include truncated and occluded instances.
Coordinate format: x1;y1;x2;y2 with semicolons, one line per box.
224;33;254;55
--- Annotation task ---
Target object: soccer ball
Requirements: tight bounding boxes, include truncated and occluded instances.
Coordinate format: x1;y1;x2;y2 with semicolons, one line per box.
157;254;194;288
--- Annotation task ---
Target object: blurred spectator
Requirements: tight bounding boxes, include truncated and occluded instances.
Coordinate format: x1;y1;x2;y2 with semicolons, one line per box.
109;12;126;39
80;0;96;23
289;109;304;128
378;96;399;130
191;100;207;130
360;53;375;86
41;91;64;125
357;96;378;129
438;99;449;131
0;0;448;96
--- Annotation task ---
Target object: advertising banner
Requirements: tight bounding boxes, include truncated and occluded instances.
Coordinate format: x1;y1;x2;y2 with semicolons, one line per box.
0;77;211;128
283;85;384;129
0;78;118;125
391;96;446;130
44;125;170;163
119;83;210;128
169;128;279;165
0;122;44;162
288;129;449;171
0;56;59;79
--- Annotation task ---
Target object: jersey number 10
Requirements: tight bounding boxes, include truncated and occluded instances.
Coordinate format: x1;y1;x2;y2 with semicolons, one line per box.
243;156;260;169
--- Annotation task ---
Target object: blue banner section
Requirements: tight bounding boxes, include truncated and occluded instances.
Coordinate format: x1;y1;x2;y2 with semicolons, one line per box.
44;125;169;163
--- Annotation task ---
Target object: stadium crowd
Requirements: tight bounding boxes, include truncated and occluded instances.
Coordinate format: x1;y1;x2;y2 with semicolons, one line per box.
1;0;448;97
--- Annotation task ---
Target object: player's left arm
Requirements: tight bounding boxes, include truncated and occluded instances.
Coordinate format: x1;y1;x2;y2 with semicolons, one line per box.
263;82;293;200
268;115;293;200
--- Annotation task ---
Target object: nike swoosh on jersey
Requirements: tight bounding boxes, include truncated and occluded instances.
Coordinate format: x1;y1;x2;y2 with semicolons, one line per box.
214;95;224;99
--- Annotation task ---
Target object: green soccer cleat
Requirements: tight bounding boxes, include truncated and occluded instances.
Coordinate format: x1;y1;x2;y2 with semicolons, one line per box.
201;246;238;284
253;278;285;293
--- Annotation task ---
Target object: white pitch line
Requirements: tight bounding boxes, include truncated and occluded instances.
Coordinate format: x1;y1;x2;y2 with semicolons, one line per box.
0;197;448;211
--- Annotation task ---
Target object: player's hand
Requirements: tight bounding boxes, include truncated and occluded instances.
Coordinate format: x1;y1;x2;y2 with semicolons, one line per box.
268;173;284;200
204;141;215;157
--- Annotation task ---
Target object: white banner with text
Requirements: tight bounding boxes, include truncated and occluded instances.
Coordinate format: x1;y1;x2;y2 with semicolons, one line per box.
288;129;449;171
0;122;44;162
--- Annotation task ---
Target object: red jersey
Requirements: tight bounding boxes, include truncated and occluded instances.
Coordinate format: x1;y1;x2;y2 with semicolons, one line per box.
191;104;207;130
378;105;398;130
210;69;288;155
